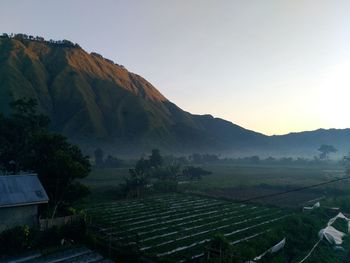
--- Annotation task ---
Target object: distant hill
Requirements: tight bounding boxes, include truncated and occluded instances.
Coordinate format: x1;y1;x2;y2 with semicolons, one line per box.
0;34;349;157
269;129;350;158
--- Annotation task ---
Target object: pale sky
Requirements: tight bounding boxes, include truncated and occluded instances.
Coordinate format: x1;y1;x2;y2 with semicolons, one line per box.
1;0;349;135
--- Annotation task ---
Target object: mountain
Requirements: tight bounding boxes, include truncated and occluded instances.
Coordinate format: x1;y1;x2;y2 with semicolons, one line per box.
0;35;265;154
0;34;349;157
270;129;350;158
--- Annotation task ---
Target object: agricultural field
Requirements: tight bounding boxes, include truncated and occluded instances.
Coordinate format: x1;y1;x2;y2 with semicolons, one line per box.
87;193;288;262
190;164;349;207
190;164;345;190
82;164;348;207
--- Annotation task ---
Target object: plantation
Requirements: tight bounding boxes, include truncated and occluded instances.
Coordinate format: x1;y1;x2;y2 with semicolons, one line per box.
87;193;288;262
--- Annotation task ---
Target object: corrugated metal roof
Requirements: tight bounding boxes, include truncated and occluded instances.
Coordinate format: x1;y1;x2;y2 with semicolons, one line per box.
0;174;49;207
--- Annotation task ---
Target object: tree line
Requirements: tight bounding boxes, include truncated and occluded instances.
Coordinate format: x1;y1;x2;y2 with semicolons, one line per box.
0;33;80;48
120;149;211;198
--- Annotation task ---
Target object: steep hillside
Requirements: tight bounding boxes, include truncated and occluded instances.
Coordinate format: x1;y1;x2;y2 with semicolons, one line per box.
1;35;349;157
0;35;264;154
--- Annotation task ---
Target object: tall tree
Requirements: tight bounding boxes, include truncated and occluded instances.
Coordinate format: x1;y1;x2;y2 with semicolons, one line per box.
318;144;337;160
0;98;90;217
30;133;90;217
0;99;49;173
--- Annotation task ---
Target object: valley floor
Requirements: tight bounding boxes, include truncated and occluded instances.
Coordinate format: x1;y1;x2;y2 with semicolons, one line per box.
79;163;350;262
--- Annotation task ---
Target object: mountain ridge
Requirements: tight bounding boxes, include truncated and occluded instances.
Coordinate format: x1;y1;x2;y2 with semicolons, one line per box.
0;34;349;157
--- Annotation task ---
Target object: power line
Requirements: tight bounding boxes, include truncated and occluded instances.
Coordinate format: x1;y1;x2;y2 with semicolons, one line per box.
239;175;350;203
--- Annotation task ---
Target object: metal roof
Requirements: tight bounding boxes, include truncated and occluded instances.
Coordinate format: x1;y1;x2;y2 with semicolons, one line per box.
0;174;49;208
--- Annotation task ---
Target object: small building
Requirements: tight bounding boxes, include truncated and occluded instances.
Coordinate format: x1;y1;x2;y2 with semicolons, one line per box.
0;174;49;232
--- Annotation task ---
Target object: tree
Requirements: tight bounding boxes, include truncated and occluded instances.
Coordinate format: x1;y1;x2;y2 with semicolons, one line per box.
318;144;337;160
123;157;152;198
30;133;90;217
0;98;90;217
153;164;180;181
0;99;49;173
122;149;182;197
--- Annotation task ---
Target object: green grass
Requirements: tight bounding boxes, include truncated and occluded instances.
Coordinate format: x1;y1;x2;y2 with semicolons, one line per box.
79;167;130;204
82;167;130;189
80;163;348;206
188;164;345;190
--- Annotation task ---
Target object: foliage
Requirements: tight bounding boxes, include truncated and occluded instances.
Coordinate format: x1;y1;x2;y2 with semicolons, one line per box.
123;167;149;198
0;98;49;173
153;164;181;181
0;221;87;257
0;99;91;216
275;214;324;262
0;226;33;256
30;133;91;216
121;149;184;197
318;144;337;160
1;33;80;47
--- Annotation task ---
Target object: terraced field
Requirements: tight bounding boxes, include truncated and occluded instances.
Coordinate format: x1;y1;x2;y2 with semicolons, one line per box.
2;246;113;263
88;193;288;262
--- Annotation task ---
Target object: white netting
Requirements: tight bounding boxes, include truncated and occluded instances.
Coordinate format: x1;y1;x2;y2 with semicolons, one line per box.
253;237;286;261
298;212;350;262
303;201;320;211
319;226;345;245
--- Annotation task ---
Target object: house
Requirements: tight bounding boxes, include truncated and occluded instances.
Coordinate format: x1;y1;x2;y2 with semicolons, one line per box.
0;174;49;232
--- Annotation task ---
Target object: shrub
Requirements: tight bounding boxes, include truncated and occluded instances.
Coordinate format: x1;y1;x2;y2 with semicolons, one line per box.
0;226;34;255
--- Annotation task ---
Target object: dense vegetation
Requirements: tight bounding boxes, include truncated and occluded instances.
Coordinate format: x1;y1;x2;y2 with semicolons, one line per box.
0;221;87;257
0;99;91;217
119;149;212;198
86;192;350;263
0;33;80;47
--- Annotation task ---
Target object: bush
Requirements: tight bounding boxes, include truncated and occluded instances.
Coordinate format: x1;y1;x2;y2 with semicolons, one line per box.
0;220;87;257
0;226;34;255
60;221;87;243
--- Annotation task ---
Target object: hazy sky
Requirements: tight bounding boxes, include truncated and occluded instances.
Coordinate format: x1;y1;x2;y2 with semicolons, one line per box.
1;0;349;135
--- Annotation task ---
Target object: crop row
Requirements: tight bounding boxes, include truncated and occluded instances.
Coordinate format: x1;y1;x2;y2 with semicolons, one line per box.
88;194;287;262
